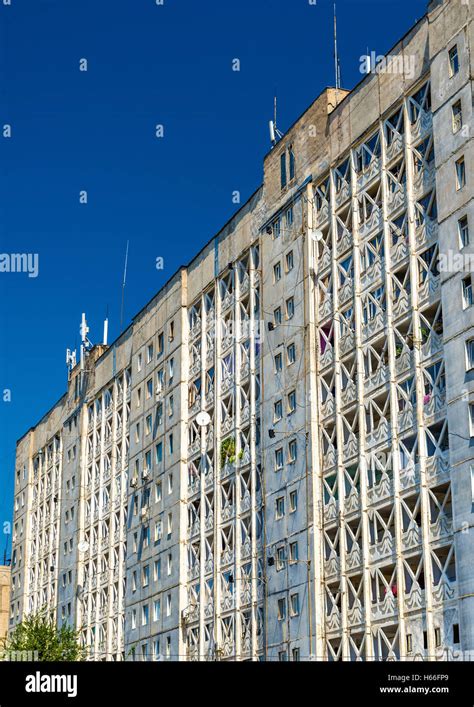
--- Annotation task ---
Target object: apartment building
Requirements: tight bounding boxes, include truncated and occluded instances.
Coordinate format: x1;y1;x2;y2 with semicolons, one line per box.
9;0;474;661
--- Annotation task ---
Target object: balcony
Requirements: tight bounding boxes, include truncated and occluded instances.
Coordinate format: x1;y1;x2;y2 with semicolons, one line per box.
430;512;452;542
324;553;340;579
359;207;382;239
362;310;385;341
341;380;357;408
405;583;424;612
347;599;364;627
369;531;394;562
425;451;450;484
401;522;422;552
432;579;457;604
346;543;362;570
323;497;338;523
399;463;420;491
357;158;380;191
372;592;397;621
410;109;432;142
364;364;389;396
391;233;409;268
367;472;393;505
365;418;390;449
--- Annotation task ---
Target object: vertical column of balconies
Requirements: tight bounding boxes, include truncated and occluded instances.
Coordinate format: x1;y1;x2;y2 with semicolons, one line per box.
249;243;261;660
403;93;436;660
348;149;375;661
328;172;350;661
379;109;408;659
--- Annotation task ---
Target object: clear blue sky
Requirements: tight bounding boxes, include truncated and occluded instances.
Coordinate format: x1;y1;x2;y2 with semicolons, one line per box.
0;0;427;554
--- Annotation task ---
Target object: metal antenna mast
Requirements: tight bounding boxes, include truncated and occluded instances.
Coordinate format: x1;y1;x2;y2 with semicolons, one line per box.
120;240;129;333
334;3;341;92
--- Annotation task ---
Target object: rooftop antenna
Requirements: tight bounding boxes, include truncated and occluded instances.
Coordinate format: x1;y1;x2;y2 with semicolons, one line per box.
80;313;92;372
120;240;129;333
333;3;341;94
103;305;109;346
269;93;284;146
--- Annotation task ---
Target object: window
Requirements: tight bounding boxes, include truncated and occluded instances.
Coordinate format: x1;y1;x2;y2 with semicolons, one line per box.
287;343;296;365
287;390;296;414
274;307;282;327
153;599;161;621
289;541;299;564
462;276;473;308
286;207;293;227
166;594;172;617
157;332;164;356
168;474;173;494
276;546;286;570
277;597;287;620
142;565;149;587
456;156;466;190
459;215;469;248
169;320;175;342
166;636;171;659
292;647;300;662
288;439;297;463
168;434;174;455
273;217;281;239
155;480;162;501
469;403;474;437
449;45;459;77
286;297;294;319
453;623;460;644
154;558;161;581
136;388;142;408
145;415;152;435
434;627;441;648
137;353;142;372
280;152;287;189
466;339;474;370
167;552;172;575
289;489;298;513
146;378;153;399
135;422;140;443
169;358;174;382
279;651;288;662
155;443;163;465
275;496;285;519
290;593;300;616
286;250;294;272
274;400;283;422
147;343;154;363
167;514;172;539
168;394;174;417
142;605;149;626
275;448;284;471
273;262;282;282
275;352;283;373
452;100;462;133
289;145;295;180
131;609;137;629
406;633;413;653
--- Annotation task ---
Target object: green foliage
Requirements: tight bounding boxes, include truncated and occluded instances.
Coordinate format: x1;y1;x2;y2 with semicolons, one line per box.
220;437;244;468
3;611;86;662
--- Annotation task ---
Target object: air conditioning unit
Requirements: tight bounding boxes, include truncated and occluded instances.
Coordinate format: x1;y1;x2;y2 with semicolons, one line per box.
156;391;163;402
141;506;149;519
130;477;138;489
142;469;150;480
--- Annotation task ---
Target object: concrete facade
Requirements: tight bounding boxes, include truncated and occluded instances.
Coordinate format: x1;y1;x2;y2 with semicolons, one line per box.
0;566;11;645
9;0;474;661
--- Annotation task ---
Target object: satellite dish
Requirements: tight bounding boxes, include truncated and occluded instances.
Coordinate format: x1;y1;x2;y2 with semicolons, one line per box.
196;411;211;427
310;229;323;242
78;541;89;553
